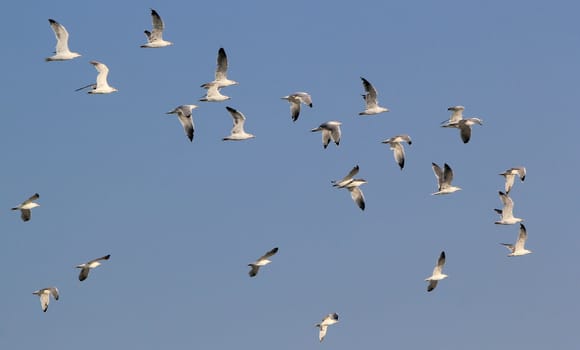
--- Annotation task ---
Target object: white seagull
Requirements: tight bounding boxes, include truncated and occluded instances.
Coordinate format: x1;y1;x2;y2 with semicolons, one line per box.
501;224;532;257
359;77;389;115
425;251;447;292
494;191;523;225
201;48;238;89
32;287;59;312
332;165;367;211
281;92;313;122
166;105;197;142
76;254;111;281
45;19;81;61
76;61;118;94
199;84;230;102
140;9;173;48
311;121;341;149
431;163;461;195
11;193;40;222
499;167;526;194
223;107;255;141
381;134;412;170
248;247;279;277
315;313;339;342
441;106;483;143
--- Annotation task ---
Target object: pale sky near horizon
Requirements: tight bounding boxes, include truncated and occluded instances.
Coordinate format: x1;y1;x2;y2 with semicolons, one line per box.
1;1;579;349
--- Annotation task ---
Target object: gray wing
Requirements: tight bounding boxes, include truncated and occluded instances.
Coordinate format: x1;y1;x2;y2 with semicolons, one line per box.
343;165;360;181
329;125;341;146
23;193;40;205
318;325;328;342
290;101;301;121
443;163;454;185
500;243;515;252
89;254;111;264
433;251;446;275
516;167;526;181
499;192;514;217
432;163;443;188
177;110;194;142
48;19;70;53
348;187;365;211
459;123;472;143
248;264;260;277
321;129;331;148
295;92;313;107
360;77;378;108
90;61;110;87
515;224;527;250
215;48;228;81
259;247;279;260
226;107;246;134
20;209;31;222
79;267;90;281
390;142;405;170
427;280;438;292
39;293;50;312
503;174;516;193
149;9;165;41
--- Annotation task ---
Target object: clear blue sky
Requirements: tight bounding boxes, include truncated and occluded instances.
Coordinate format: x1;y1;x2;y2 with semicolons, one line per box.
1;1;579;349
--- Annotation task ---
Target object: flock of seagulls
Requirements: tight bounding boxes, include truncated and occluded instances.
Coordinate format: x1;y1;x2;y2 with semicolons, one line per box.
26;7;534;342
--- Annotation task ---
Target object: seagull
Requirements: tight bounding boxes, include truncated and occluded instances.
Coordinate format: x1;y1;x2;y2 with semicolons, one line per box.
76;61;117;94
381;134;412;170
248;247;279;277
431;163;461;195
441;106;483;143
315;313;339;342
359;77;389;115
281;92;313;121
201;48;238;89
140;9;173;48
223;107;255;141
45;19;81;61
11;193;40;222
76;254;111;281
332;165;367;211
199;84;230;102
32;287;59;312
311;121;341;148
425;251;447;292
166;105;197;142
501;224;532;257
499;167;526;194
494;191;523;225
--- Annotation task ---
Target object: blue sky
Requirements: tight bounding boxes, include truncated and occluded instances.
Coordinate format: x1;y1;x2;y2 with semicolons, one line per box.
1;0;579;349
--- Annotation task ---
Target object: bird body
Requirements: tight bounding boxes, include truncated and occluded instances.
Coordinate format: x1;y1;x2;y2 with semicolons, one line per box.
76;255;111;281
381;134;412;170
499;167;526;193
315;313;339;342
494;191;523;224
12;193;40;222
431;163;461;195
141;9;172;48
248;247;278;277
311;121;341;148
359;77;389;115
441;106;482;143
166;105;197;142
201;48;238;88
281;92;313;121
332;165;367;210
223;107;255;141
501;224;532;257
425;251;447;292
32;287;59;312
82;61;117;94
199;85;230;102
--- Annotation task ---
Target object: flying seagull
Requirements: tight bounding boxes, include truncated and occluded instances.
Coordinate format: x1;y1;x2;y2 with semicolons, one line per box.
45;19;81;61
166;105;197;142
425;251;447;292
201;48;238;89
140;9;172;48
281;92;313;121
499;167;526;194
381;134;412;170
76;254;111;281
12;193;40;222
315;313;339;342
501;223;532;257
76;61;117;94
494;191;523;225
223;107;255;141
199;84;230;102
431;163;461;195
441;106;483;143
359;77;389;115
248;247;279;277
311;121;341;149
332;165;367;210
32;287;59;312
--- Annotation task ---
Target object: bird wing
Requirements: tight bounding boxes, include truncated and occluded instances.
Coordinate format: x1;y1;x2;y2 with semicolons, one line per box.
79;267;90;281
295;92;312;106
516;167;526;181
503;174;516;193
499;192;514;217
448;107;464;123
49;19;71;54
39;292;50;312
443;163;454;186
226;107;246;134
23;193;40;205
318;325;328;342
89;254;111;264
500;243;515;252
431;163;443;188
290;101;301;121
149;9;165;41
215;48;229;81
248;264;260;277
360;77;378;108
259;247;279;260
432;251;446;275
90;61;110;88
321;129;331;148
177;110;194;142
427;280;438;292
515;224;528;250
390;142;405;170
20;209;31;222
329;124;341;145
348;186;365;211
459;123;472;143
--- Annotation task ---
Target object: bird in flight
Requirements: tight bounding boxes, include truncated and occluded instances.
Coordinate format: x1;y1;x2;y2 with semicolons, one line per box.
441;106;483;143
76;254;111;281
222;107;255;141
201;48;238;89
332;165;367;210
281;92;313;122
500;224;532;257
311;121;341;149
45;19;81;61
315;313;339;342
425;251;447;292
359;77;389;115
381;134;412;170
141;9;173;48
12;193;40;222
32;287;59;312
248;247;279;277
431;163;461;195
166;105;197;142
499;167;526;194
